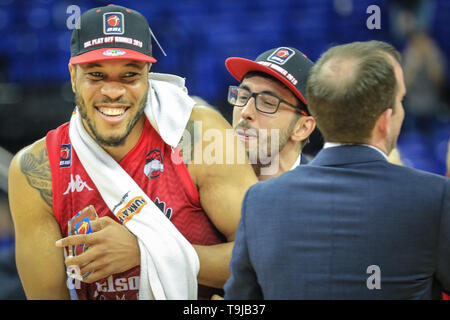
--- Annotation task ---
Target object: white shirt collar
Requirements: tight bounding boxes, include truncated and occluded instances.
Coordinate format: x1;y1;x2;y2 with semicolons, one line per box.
323;142;388;160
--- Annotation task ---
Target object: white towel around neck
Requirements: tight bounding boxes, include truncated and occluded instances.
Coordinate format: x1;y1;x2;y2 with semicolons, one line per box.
146;72;195;147
68;73;199;299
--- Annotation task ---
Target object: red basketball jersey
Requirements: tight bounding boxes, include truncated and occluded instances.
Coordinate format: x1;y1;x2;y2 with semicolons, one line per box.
46;118;225;300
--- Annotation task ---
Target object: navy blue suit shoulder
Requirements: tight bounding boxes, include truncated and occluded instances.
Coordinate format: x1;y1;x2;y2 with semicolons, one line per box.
225;145;450;299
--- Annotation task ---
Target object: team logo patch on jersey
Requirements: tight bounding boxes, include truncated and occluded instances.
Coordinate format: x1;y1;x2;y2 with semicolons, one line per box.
103;12;124;35
74;217;92;235
60;144;72;168
144;149;164;179
267;47;295;65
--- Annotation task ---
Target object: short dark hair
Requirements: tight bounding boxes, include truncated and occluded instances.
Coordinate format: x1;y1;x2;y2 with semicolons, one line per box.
306;41;401;144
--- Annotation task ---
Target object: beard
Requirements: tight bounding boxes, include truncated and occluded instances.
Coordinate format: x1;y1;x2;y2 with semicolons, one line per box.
75;90;148;147
234;119;295;165
236;116;296;157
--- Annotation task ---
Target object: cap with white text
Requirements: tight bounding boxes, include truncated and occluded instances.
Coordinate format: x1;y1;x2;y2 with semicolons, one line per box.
226;47;313;114
70;4;156;65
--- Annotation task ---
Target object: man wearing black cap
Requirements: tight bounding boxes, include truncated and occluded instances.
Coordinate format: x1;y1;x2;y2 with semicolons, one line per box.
225;47;316;180
8;5;257;300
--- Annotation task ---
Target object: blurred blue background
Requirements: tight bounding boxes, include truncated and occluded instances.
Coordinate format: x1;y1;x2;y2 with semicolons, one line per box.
0;0;448;173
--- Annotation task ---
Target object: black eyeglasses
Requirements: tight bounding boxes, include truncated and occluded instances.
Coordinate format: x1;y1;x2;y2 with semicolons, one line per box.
228;85;308;116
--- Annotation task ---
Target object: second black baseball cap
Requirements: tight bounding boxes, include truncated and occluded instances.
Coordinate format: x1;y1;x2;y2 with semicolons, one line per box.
70;4;156;65
226;47;313;114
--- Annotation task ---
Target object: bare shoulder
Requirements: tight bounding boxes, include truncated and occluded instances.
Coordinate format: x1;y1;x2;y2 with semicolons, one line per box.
185;103;254;173
9;137;53;210
189;104;230;129
180;104;234;168
183;105;258;239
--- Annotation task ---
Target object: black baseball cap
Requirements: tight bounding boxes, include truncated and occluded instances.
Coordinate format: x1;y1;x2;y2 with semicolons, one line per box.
226;47;313;114
70;4;156;65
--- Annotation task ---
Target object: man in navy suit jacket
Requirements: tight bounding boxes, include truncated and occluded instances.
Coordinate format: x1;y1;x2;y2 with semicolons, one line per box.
224;40;450;299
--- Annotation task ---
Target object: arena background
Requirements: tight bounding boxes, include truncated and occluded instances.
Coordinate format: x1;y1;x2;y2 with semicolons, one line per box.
0;0;449;299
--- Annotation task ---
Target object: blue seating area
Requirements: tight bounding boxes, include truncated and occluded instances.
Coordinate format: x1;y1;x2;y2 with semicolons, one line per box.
398;119;450;175
0;0;448;174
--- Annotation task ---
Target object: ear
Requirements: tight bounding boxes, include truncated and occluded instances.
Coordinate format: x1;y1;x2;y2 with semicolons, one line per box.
290;115;316;144
374;108;392;139
68;63;76;93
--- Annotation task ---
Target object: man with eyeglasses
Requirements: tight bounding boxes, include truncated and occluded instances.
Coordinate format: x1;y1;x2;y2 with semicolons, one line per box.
225;47;316;180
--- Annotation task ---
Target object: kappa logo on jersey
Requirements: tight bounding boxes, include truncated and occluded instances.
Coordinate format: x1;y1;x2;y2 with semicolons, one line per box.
267;47;296;65
144;149;164;179
60;144;72;168
63;174;94;195
103;12;124;35
154;197;173;220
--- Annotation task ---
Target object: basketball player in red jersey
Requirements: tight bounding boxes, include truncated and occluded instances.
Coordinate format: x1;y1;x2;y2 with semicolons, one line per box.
8;5;257;299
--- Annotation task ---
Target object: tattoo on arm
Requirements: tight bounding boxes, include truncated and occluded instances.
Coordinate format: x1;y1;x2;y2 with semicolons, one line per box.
20;147;53;207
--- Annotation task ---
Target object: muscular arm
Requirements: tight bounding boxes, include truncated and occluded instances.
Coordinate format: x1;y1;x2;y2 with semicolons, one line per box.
8;138;69;299
185;105;258;288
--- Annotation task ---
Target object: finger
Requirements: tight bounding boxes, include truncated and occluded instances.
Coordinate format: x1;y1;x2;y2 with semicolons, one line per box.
77;253;109;275
81;266;112;284
89;218;102;233
90;216;116;233
64;244;101;268
55;233;96;248
66;265;95;283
